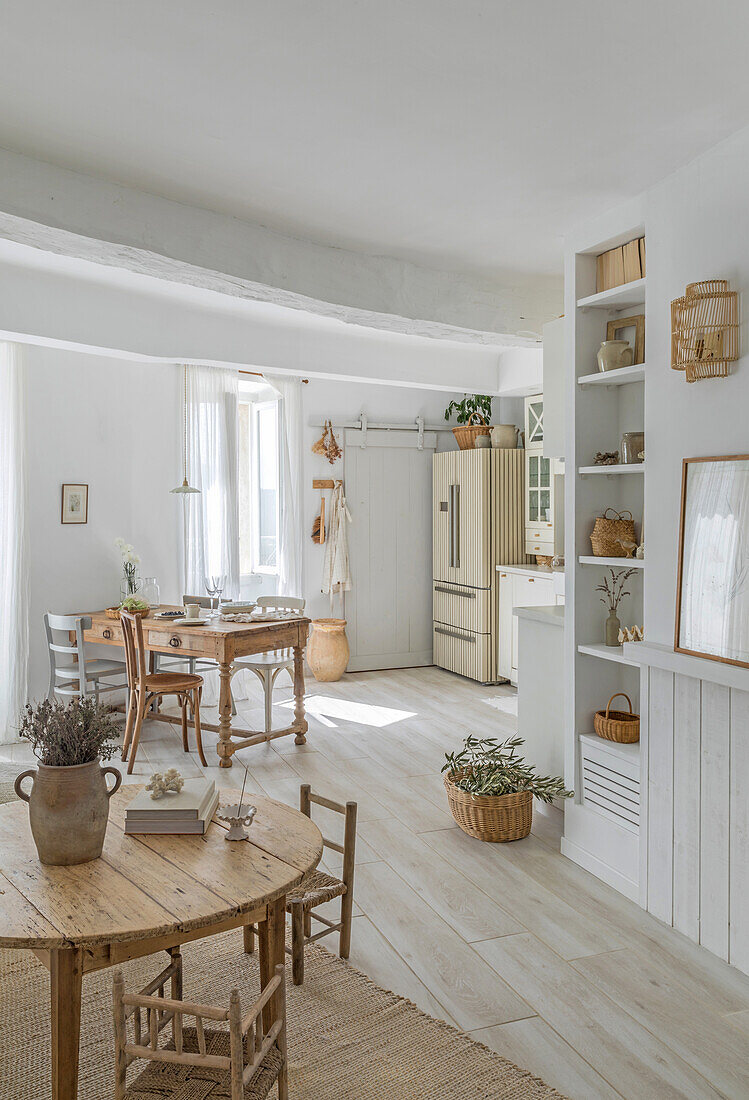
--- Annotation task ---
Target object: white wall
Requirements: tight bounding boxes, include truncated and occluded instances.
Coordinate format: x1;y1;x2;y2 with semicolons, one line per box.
25;347;182;700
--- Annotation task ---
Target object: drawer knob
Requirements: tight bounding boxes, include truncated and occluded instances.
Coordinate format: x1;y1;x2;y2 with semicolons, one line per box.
169;635;182;648
103;628;112;640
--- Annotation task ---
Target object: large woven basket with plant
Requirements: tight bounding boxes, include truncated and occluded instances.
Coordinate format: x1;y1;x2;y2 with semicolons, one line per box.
444;394;493;450
442;735;572;842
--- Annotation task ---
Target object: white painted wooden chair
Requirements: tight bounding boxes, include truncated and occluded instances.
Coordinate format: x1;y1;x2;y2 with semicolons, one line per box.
112;951;288;1100
44;612;126;702
230;596;305;733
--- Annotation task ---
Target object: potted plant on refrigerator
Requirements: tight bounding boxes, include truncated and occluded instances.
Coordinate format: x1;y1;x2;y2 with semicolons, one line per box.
14;697;122;865
444;394;493;449
442;734;572;842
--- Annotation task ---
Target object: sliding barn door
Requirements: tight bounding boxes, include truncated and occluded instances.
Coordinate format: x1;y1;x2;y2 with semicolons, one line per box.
344;428;437;671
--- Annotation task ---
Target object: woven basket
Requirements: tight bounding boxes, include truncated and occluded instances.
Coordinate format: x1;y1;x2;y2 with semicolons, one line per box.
590;508;635;557
444;770;532;842
594;693;640;743
452;413;491;451
106;605;150;620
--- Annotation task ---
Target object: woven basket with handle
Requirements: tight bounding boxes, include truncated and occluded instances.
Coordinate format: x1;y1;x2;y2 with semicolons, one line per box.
443;769;532;842
594;692;640;743
452;412;491;451
590;508;635;557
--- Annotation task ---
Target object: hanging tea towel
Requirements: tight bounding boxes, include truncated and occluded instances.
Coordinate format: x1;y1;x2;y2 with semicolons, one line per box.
323;481;352;612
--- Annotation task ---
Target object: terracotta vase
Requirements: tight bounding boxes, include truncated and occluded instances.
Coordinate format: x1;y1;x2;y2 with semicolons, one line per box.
14;759;122;865
307;618;350;682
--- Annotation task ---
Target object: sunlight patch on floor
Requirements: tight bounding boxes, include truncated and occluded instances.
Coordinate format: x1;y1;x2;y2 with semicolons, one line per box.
279;694;416;727
482;693;518;717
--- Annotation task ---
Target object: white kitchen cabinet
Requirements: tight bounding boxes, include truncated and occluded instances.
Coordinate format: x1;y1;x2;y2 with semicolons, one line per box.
497;569;555;683
542;316;565;460
525;395;544;448
497;571;514;680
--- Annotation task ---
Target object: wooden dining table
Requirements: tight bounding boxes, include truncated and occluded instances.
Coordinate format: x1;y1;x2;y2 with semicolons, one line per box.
0;786;323;1100
82;607;311;766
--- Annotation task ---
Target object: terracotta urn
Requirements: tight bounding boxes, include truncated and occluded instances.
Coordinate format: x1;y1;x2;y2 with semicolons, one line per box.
14;759;122;865
307;618;350;682
597;340;633;373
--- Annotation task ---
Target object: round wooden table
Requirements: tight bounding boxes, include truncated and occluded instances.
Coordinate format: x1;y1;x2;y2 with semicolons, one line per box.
0;785;322;1100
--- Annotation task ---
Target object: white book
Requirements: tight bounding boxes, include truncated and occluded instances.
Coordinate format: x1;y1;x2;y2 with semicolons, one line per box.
126;778;216;820
125;789;220;835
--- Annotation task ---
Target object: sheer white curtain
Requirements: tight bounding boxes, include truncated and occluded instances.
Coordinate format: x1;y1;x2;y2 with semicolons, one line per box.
0;343;30;743
266;375;304;599
183;366;240;601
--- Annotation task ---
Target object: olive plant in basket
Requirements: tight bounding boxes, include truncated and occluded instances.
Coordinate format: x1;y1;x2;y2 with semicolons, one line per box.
14;698;122;865
442;735;572;843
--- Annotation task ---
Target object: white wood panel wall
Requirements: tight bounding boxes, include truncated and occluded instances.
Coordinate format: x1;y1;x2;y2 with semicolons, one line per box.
644;666;749;974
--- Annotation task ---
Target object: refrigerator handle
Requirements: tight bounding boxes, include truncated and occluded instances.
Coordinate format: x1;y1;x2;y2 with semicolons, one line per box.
449;483;460;568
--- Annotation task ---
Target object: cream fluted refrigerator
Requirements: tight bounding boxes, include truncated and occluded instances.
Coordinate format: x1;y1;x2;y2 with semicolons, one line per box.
433;448;526;682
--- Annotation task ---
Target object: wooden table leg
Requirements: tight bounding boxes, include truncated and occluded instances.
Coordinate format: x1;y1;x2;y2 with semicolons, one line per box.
50;947;83;1100
217;659;234;768
257;895;285;1030
293;645;308;745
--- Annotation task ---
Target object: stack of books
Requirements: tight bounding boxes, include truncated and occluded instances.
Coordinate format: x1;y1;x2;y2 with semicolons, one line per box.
125;778;219;835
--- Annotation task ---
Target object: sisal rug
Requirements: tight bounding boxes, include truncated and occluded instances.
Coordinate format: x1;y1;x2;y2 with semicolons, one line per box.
0;930;563;1100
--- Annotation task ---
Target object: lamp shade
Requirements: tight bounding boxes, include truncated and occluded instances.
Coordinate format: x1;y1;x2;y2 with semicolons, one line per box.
170;476;200;495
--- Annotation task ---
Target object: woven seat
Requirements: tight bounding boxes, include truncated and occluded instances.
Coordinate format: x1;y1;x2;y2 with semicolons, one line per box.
124;1028;283;1099
287;869;346;910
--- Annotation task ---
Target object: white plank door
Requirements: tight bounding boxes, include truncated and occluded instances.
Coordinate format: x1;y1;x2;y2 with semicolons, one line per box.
345;428;437;671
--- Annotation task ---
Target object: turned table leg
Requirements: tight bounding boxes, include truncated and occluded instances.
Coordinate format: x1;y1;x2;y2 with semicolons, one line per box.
50;947;83;1100
293;644;308;745
217;659;234;768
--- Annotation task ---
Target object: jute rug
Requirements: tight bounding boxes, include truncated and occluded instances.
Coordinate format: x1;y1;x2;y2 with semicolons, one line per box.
0;930;563;1099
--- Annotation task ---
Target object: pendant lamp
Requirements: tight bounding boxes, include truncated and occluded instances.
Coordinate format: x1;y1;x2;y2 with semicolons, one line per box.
171;365;200;494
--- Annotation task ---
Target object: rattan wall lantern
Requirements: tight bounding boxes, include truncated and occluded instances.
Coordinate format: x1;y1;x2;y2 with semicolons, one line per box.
671;279;739;382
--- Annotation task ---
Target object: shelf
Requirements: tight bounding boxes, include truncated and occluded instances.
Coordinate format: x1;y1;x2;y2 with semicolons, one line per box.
579;556;644;568
578;464;645;476
577;643;639;667
576;278;646;311
578;364;645;387
579;732;640;762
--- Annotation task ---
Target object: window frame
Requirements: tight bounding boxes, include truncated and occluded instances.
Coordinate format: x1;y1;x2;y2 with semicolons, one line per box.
239;397;281;578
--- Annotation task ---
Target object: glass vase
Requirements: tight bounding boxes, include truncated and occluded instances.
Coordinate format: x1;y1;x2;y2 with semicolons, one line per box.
120;570;141;602
141;577;161;608
605;612;621;647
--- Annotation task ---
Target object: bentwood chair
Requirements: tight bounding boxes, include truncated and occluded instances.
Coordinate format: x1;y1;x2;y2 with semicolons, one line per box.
120;610;207;774
230;596;305;733
113;952;288;1100
44;612;127;702
244;784;357;986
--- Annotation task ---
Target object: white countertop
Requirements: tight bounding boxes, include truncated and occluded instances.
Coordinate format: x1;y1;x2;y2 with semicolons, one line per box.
514;604;565;627
496;563;562;578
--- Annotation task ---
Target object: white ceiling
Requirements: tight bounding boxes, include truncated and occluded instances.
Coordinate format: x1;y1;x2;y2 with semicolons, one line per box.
1;1;748;280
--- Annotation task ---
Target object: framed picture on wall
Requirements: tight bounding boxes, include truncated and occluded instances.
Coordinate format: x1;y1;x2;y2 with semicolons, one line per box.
61;483;88;524
675;454;749;668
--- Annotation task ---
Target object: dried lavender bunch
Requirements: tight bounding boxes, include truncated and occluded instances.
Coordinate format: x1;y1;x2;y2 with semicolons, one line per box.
595;567;637;613
19;698;120;767
443;735;572;803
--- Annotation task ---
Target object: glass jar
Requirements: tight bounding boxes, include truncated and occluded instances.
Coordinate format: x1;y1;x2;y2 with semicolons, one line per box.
621;431;645;464
141;577;161;608
120;570;141;602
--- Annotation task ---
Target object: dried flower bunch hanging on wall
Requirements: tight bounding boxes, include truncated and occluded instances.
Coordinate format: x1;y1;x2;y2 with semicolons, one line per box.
671;279;739;382
311;419;342;464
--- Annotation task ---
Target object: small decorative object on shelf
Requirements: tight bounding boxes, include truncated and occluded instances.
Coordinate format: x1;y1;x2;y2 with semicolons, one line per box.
618;625;645;643
115;537;141;599
146;769;185;800
616;538;637;558
594;693;640;744
590;508;636;557
444;393;493;450
474;432;491;449
14;698;121;865
621;431;645;464
636;540;645;560
442;735;572;843
597;340;633;373
606;314;645;364
596;567;637;646
671;279;739;382
311;419;342;464
594;451;620;466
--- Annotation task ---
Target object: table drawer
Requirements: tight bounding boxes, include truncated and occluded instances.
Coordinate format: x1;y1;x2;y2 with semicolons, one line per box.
87;619;123;644
433;582;491;633
146;628;217;656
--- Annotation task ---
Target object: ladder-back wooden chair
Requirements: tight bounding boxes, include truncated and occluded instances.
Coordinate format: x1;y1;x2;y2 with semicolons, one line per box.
112;953;288;1100
246;784;357;986
120;610;207;774
230;596;305;733
44;612;127;702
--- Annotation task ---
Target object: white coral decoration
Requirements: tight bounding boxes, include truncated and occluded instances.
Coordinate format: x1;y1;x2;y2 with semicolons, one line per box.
618;625;644;643
146;769;185;800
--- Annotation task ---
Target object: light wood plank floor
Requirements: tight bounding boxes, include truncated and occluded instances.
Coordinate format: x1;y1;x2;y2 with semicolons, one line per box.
6;665;749;1099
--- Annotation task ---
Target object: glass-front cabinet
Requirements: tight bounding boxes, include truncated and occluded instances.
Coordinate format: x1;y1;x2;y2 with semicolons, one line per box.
525;396;544;448
524;394;560;558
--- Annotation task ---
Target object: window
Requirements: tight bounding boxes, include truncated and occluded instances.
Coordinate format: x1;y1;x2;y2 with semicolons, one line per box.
238;399;280;575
